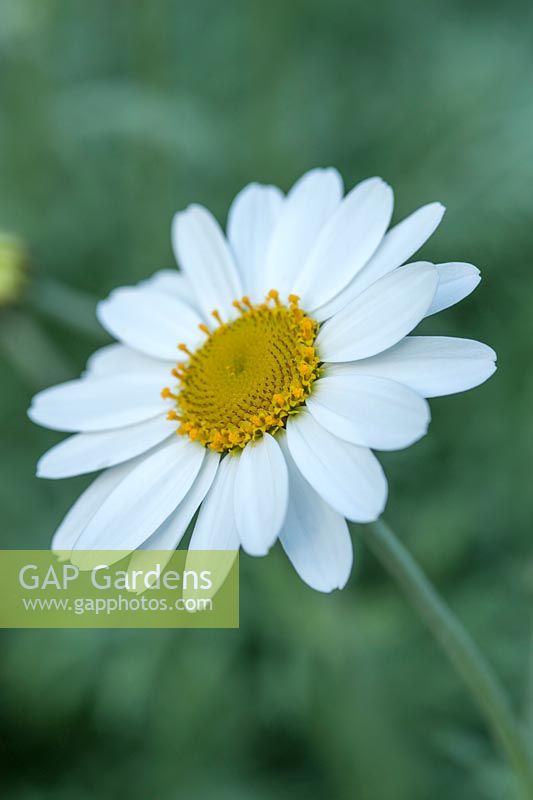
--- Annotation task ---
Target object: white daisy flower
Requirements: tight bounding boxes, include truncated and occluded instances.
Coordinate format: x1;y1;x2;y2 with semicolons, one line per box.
29;168;496;592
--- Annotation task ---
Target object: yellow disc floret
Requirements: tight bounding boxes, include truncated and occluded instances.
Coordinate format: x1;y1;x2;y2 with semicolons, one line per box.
161;291;321;453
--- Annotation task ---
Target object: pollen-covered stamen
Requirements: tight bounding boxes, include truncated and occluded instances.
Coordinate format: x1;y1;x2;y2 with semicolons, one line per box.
162;291;321;453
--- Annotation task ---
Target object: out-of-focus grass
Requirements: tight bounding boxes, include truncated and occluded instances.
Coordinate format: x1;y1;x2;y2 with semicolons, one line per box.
1;1;533;798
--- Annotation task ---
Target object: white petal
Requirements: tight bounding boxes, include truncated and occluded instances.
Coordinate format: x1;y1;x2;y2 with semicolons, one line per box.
125;452;220;588
28;374;170;432
278;433;353;593
97;286;203;360
185;456;239;602
295;178;394;310
227;183;284;299
51;457;143;554
140;269;196;307
314;202;445;321
84;343;173;379
326;336;497;398
316;261;438;363
72;438;205;555
286;411;387;522
262;168;343;298
307;374;430;450
37;415;175;478
425;262;481;317
133;450;220;552
172;204;242;320
189;454;240;550
234;433;289;556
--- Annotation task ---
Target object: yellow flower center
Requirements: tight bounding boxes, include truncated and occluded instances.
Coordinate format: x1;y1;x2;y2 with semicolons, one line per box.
161;290;321;453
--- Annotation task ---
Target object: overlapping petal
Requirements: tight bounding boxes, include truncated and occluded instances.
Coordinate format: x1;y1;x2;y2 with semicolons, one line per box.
425;262;481;317
316;262;438;362
172;204;242;320
307;374;430;450
326;336;496;397
37;415;174;478
139;269;196;307
234;433;288;556
227;183;284;299
71;438;205;556
313;202;445;320
278;434;353;592
51;456;145;553
286;411;387;522
29;373;169;432
262;168;343;298
97;286;203;359
189;454;240;550
132;450;220;553
294;177;393;310
84;343;173;379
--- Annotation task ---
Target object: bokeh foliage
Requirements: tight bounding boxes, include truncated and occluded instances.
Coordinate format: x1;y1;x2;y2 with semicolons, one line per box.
1;0;533;797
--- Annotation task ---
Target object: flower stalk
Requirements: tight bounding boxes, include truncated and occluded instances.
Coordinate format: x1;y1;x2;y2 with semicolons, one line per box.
0;311;72;388
26;277;106;341
358;518;533;798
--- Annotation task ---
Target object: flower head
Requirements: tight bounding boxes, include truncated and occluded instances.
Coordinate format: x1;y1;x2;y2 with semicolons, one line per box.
29;169;496;592
0;232;27;306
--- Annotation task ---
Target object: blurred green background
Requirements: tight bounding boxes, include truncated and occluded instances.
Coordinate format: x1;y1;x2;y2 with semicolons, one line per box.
1;0;532;797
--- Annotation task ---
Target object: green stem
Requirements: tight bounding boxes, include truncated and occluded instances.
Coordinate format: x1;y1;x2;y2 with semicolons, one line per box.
0;310;72;387
526;619;533;735
359;518;533;798
26;277;107;341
